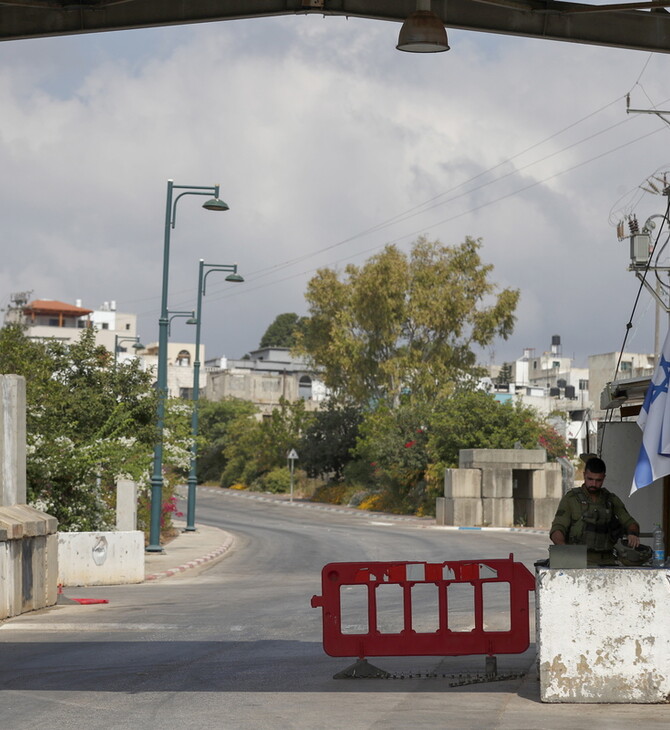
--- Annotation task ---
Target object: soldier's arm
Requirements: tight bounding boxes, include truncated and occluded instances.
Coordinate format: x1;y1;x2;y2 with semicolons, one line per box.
611;495;640;547
550;496;571;544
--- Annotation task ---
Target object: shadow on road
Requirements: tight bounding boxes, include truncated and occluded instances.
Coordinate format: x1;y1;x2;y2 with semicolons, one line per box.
0;638;537;695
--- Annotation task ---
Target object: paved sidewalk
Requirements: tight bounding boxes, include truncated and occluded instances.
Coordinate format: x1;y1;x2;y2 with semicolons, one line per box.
144;520;235;581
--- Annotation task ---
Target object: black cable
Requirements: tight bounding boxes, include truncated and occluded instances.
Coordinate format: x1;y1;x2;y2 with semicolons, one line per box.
599;194;670;457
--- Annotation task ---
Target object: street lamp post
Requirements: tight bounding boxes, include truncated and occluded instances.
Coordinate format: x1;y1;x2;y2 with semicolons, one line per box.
114;335;144;365
185;259;243;531
147;180;229;553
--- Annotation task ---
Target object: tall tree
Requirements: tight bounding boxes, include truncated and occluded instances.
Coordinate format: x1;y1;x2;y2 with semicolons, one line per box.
259;312;307;349
297;236;519;404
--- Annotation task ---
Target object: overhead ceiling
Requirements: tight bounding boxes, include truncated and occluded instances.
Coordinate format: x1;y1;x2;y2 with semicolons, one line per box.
0;0;669;53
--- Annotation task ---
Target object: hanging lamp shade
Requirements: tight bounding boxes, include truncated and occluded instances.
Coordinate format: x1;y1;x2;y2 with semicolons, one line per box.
396;2;449;53
202;197;230;211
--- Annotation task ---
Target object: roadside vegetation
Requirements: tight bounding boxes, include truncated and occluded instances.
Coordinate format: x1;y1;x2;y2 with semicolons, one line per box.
0;236;572;531
200;236;572;515
0;324;190;538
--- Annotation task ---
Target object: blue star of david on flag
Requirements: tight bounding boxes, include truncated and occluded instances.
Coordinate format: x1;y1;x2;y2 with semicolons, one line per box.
631;330;670;495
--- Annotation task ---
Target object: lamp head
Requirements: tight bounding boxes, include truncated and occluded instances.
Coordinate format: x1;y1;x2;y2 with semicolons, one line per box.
186;318;198;326
397;7;449;53
225;273;244;283
202;198;230;212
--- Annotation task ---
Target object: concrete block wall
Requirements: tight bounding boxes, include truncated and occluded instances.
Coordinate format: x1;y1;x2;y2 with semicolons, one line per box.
440;449;558;528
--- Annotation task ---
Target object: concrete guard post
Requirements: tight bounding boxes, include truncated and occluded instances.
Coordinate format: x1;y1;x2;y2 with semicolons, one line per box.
536;566;670;703
0;375;59;619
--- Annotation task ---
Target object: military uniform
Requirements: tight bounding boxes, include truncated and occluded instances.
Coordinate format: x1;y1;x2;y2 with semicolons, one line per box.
550;485;638;565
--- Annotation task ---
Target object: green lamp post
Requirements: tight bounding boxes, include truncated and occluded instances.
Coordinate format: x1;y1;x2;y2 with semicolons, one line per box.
185;259;244;531
114;335;144;365
147;180;229;553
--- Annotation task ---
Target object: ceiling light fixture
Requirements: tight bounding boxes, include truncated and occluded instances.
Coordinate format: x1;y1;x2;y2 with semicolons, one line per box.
397;0;450;53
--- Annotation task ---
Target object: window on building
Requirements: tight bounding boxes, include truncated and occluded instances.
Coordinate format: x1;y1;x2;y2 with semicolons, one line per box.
553;361;560;368
621;361;632;372
299;375;313;400
125;323;131;330
179;387;193;399
176;350;191;366
101;322;109;330
49;318;59;327
579;379;589;391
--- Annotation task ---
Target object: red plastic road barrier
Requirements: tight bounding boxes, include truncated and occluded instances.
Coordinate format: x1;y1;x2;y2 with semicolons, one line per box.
311;554;535;659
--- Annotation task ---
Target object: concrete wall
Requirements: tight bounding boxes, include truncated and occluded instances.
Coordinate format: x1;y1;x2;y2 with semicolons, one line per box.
58;531;144;586
537;566;670;702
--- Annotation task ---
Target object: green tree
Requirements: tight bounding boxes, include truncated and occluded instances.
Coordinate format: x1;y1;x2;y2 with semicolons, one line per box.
196;398;258;483
496;362;513;387
220;398;313;489
297;236;519;405
259;312;308;349
298;398;362;479
427;389;546;467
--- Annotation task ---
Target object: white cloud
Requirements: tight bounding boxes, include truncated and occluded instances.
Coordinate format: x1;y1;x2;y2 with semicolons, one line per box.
0;16;668;372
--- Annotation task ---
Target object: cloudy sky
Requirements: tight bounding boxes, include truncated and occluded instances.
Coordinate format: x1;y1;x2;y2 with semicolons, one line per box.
1;15;670;371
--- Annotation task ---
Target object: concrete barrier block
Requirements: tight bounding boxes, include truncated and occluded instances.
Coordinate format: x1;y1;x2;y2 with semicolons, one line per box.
529;498;560;529
531;470;547;499
0;509;25;540
45;532;58;607
116;479;137;531
544;464;563;499
0;505;57;538
435;497;446;526
482;498;514;527
58;531;145;586
444;469;481;498
0;541;11;619
443;498;482;526
482;468;513;498
4;540;22;618
459;448;547;468
0;374;26;506
537;566;670;702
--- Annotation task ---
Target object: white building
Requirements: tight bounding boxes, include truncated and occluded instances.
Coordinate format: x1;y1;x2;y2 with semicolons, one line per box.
5;295;139;353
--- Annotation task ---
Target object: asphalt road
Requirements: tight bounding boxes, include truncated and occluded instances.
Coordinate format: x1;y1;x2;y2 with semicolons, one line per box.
0;490;666;729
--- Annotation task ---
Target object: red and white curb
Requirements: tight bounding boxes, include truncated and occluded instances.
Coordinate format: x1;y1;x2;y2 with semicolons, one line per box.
144;533;235;582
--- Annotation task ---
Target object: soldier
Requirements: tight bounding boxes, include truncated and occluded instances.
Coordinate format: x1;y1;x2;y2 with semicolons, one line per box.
550;456;640;565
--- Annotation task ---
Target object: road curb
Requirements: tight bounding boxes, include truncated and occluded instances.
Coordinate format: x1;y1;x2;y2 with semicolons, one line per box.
144;532;235;582
209;487;549;536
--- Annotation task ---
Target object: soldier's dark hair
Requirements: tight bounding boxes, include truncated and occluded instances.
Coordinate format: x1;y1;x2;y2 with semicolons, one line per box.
585;456;606;474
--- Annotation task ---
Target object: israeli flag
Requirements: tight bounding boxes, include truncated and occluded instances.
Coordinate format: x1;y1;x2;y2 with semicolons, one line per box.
631;328;670;495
